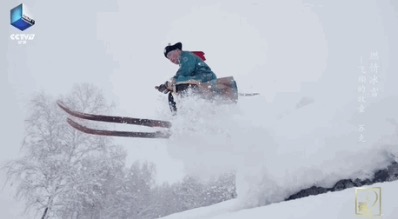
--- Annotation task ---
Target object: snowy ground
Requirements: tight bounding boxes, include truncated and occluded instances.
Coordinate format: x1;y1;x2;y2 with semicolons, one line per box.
158;91;398;208
162;180;398;219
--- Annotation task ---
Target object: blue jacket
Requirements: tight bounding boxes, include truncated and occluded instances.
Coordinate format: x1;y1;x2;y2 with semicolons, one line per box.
173;51;217;84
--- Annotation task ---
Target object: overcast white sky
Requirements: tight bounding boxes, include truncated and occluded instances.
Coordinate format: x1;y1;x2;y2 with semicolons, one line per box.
2;0;398;218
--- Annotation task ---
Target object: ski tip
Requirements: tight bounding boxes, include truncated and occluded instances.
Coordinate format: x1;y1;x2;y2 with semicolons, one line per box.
56;100;66;109
66;117;82;130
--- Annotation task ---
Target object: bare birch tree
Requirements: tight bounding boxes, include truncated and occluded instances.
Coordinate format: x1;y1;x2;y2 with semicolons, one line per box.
4;83;125;219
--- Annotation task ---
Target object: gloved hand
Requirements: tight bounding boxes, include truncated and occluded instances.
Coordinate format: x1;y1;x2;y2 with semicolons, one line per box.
155;81;171;94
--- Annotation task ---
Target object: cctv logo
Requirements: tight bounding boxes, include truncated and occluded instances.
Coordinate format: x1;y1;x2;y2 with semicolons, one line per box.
10;34;35;44
10;3;36;44
11;3;35;31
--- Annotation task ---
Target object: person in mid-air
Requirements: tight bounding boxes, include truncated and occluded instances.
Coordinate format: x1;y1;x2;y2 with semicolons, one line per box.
156;42;238;113
156;42;217;94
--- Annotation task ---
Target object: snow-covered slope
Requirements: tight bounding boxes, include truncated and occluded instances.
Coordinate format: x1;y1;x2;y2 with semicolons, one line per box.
160;92;398;208
162;181;398;219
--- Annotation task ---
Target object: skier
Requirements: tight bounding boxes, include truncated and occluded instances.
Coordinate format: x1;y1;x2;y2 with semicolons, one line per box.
155;42;238;113
155;42;216;112
156;42;216;90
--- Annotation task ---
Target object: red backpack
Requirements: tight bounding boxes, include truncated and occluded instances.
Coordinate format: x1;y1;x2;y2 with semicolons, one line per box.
191;51;206;61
